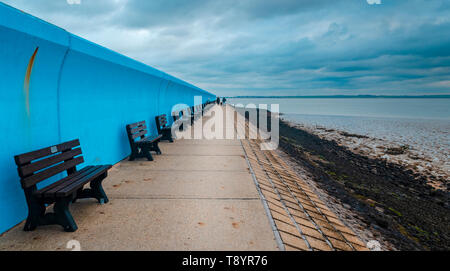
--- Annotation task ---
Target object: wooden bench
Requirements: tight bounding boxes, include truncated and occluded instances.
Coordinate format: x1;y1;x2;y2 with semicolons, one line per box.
172;110;184;131
126;121;162;161
190;105;203;124
197;104;203;117
155;114;174;142
172;110;182;122
14;139;111;232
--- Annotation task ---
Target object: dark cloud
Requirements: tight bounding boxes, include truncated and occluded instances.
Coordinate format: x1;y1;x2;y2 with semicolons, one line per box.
2;0;450;96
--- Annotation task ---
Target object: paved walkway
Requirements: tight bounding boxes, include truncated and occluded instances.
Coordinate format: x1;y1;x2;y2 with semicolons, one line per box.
0;104;367;251
237;110;368;251
0;106;278;251
242;140;367;251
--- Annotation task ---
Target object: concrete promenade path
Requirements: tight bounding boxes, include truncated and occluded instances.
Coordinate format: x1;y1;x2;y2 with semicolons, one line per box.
0;105;279;251
0;104;368;251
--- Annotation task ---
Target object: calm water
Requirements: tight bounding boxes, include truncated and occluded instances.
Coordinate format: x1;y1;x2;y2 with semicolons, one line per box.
228;98;450;161
227;98;450;120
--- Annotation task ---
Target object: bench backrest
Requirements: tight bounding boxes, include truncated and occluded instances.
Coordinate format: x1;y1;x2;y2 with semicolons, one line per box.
155;114;168;134
172;111;182;122
126;121;148;144
190;105;202;115
14;139;84;189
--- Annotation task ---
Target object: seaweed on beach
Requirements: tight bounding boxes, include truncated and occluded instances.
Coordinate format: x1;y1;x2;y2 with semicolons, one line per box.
385;145;410;155
277;119;450;251
338;131;369;139
242;108;449;250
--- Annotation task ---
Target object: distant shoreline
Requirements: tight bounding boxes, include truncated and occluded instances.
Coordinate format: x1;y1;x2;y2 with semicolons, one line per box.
228;95;450;99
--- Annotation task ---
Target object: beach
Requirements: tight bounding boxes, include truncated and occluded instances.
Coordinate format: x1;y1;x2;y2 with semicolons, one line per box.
229;98;449;191
282;115;449;191
277;119;449;250
230;98;450;250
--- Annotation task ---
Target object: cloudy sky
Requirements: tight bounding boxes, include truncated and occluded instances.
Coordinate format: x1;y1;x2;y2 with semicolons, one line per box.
3;0;450;96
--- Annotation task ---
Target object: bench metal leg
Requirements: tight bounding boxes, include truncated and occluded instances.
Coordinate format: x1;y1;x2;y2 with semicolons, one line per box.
23;196;46;232
129;146;156;161
129;147;139;161
73;174;109;204
90;173;109;204
166;132;174;142
72;187;84;203
144;146;154;161
54;197;78;232
161;129;174;142
153;142;162;155
23;187;77;232
23;198;77;232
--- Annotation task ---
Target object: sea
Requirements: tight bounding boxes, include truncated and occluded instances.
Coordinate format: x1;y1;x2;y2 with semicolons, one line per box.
227;98;450;173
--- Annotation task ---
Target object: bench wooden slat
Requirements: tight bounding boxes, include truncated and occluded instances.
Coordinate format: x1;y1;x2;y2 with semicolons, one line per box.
19;148;82;177
130;125;146;134
36;166;95;197
126;121;145;129
139;134;162;144
43;166;103;197
131;130;147;139
172;111;182;121
156;115;168;127
21;156;84;189
56;165;111;197
15;139;80;165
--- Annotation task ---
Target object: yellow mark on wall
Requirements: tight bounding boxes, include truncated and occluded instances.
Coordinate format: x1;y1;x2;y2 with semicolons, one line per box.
23;47;39;117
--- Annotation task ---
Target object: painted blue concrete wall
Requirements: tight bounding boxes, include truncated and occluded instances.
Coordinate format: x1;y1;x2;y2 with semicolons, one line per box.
0;3;215;234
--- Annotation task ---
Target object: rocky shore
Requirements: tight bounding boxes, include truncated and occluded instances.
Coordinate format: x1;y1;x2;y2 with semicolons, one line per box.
283;119;449;191
277;119;450;250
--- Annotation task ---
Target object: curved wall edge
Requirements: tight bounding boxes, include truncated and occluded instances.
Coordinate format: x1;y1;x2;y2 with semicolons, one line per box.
0;3;215;234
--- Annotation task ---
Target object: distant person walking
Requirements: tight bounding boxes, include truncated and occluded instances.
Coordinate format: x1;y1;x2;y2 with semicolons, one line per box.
216;97;220;105
222;97;227;105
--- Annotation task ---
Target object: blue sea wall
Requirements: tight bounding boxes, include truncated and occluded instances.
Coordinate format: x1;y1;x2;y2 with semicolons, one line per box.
0;3;215;234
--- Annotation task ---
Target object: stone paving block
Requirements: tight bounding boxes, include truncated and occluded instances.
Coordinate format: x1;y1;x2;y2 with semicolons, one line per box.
285;244;305;251
321;226;345;240
300;225;327;241
273;219;299;237
306;236;333;251
279;231;310;251
328;237;353;251
294;216;316;230
342;232;367;247
270;209;293;225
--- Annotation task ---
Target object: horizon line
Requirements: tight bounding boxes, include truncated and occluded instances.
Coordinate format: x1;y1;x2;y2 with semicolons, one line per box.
226;94;450;99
